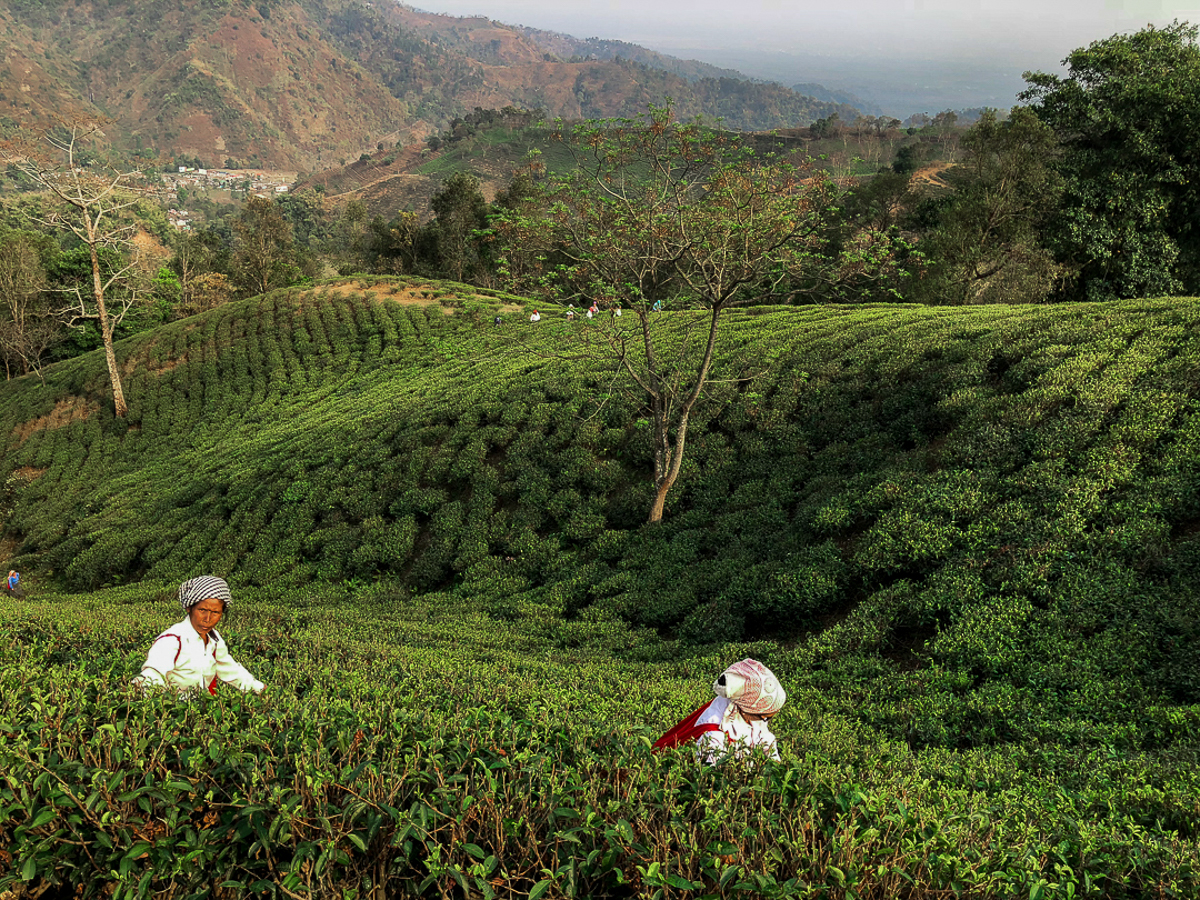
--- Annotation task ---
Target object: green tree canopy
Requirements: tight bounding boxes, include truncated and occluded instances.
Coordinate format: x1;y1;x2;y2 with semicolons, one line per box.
908;108;1064;305
429;172;490;284
1021;21;1200;300
232;197;306;298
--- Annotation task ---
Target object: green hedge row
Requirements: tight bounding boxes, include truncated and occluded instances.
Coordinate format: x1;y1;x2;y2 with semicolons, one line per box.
1;588;1196;899
1;287;1200;746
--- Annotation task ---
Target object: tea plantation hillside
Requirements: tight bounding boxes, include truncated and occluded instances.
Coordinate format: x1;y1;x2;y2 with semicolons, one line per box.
1;280;1199;897
2;282;1200;732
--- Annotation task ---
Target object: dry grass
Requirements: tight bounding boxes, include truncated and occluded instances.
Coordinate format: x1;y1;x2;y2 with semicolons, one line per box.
11;397;98;443
325;279;460;314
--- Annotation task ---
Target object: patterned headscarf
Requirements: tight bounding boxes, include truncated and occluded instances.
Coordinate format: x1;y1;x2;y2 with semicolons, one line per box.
714;658;786;717
178;575;232;612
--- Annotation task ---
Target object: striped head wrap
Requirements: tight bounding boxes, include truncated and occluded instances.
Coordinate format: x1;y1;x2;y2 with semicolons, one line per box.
178;575;232;612
714;658;786;717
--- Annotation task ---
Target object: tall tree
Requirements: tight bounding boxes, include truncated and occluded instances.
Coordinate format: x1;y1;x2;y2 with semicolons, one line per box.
494;106;876;522
170;228;232;317
1;122;148;417
276;189;327;248
232;196;302;297
1021;22;1200;299
430;172;490;284
908;108;1065;305
323;198;371;275
366;211;422;275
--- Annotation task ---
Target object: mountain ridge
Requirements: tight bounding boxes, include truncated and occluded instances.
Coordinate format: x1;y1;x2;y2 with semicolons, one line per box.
0;0;860;171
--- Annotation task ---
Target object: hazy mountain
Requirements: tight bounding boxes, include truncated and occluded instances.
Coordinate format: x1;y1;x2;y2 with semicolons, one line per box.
510;27;763;83
791;83;882;117
0;0;860;171
665;46;1031;119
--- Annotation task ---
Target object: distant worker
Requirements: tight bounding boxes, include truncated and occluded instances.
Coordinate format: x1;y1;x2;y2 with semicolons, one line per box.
4;570;23;598
653;658;785;764
530;310;541;323
494;316;504;326
613;307;622;318
652;299;663;312
134;576;264;697
566;308;575;321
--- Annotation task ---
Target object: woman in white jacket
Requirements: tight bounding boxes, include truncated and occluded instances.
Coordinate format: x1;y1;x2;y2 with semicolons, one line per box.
134;575;264;697
654;658;785;764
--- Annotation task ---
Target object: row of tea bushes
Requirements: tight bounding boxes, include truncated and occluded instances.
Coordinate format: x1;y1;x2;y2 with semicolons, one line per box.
1;587;1197;898
1;285;1200;752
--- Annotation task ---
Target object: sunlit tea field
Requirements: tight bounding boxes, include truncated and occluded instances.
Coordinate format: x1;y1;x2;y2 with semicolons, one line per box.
2;280;1199;897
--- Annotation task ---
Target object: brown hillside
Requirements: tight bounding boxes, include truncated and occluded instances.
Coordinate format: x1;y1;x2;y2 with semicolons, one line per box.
0;7;99;127
0;0;857;172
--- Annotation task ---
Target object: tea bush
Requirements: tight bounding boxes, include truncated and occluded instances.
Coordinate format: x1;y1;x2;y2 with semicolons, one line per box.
0;280;1199;865
1;587;1197;898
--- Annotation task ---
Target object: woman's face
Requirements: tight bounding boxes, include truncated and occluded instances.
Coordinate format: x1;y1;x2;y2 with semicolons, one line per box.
188;597;226;638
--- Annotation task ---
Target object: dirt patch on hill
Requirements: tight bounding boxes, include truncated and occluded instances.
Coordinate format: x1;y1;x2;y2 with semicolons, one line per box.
122;343;189;377
10;466;46;481
12;397;100;442
322;280;457;314
320;279;528;316
339;172;440;223
912;163;955;190
131;228;168;257
147;352;189;375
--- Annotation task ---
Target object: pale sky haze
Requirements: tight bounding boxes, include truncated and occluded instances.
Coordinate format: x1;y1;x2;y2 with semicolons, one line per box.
416;0;1199;59
412;0;1200;114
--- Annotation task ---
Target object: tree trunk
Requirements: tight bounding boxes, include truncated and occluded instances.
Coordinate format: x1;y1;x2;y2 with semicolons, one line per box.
647;410;693;524
648;473;676;523
644;306;722;524
90;237;127;418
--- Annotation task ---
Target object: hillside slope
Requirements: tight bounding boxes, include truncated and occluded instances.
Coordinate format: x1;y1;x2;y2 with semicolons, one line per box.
0;0;858;170
4;280;1200;895
2;281;1200;752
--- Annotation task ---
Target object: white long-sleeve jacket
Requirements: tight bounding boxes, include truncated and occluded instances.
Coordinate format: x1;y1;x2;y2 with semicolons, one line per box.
135;617;263;696
694;696;780;765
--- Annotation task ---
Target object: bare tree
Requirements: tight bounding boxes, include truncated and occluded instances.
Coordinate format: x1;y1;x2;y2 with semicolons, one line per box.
933;110;961;162
493;106;851;522
0;232;59;379
171;229;227;315
1;121;149;416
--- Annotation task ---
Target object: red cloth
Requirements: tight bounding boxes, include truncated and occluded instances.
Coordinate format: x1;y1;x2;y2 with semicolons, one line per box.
653;701;721;752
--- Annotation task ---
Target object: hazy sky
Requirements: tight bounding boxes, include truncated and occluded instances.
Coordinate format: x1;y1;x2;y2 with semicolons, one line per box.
414;0;1200;62
411;0;1200;114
